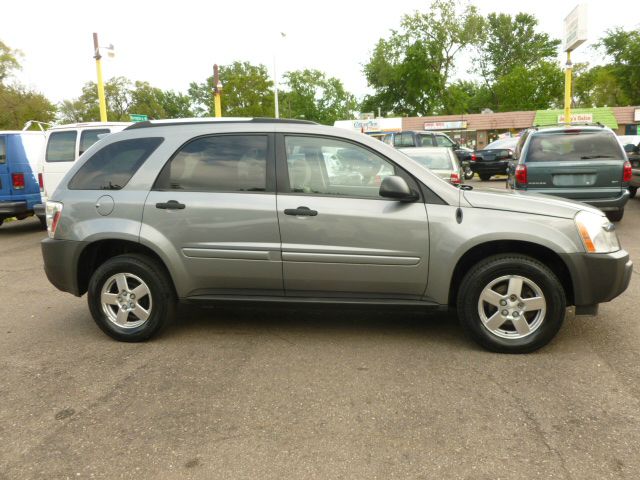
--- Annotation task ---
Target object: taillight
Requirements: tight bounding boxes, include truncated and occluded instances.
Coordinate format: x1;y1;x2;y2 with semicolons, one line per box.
45;201;63;238
450;172;461;184
470;153;477;162
12;173;25;189
38;173;44;190
515;164;527;185
623;161;632;182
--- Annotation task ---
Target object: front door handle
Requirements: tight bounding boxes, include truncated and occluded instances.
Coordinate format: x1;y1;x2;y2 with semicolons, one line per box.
284;206;318;216
156;200;185;210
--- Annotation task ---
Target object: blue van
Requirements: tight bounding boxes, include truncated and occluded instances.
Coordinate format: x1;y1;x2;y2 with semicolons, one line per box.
0;131;46;228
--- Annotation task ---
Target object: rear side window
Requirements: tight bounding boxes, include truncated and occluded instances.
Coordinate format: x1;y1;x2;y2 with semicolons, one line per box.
0;136;5;164
526;131;622;162
68;137;163;190
157;135;268;192
79;129;110;156
46;131;77;162
434;135;454;147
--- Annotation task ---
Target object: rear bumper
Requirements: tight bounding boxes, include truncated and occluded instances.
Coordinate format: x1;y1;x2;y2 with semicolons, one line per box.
631;169;640;188
33;203;45;218
0;201;29;216
560;250;632;308
470;161;508;174
41;238;86;296
524;189;630;211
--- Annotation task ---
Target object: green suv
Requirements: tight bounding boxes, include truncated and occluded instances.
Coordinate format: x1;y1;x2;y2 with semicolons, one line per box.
506;125;632;221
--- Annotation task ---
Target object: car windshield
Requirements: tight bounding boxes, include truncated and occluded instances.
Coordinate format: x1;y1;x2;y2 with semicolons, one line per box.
527;130;622;162
404;150;452;170
484;138;518;150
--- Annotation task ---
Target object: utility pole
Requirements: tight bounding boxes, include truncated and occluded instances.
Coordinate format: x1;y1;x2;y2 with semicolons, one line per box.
273;56;279;119
213;64;222;117
93;33;108;122
564;51;572;124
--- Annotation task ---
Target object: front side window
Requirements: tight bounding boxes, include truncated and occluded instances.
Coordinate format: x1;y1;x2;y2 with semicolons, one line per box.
527;131;623;163
68;137;163;190
285;136;395;198
80;129;110;156
0;136;5;164
158;135;268;192
46;131;77;162
435;135;454;147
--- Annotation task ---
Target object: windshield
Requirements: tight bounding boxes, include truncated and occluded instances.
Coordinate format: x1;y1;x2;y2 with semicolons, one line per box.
484;138;518;150
527;131;622;162
404;150;453;170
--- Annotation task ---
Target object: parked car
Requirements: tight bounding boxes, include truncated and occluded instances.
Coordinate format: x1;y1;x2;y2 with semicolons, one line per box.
618;135;640;198
471;137;519;181
399;147;463;185
507;125;631;222
41;118;631;353
0;131;46;228
382;130;470;164
34;122;130;219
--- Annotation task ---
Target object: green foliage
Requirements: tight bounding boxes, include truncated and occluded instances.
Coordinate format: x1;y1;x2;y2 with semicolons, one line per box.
492;61;564;111
189;61;274;117
0;85;56;129
281;69;357;124
362;0;484;116
0;40;21;84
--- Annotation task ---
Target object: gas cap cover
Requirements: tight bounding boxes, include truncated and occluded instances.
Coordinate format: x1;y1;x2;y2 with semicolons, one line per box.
95;195;115;216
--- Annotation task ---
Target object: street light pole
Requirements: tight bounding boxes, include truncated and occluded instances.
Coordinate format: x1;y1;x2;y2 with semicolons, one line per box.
93;33;108;122
564;50;572;124
213;64;223;118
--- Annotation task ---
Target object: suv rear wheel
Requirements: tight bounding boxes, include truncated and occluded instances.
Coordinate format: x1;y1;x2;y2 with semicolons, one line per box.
606;208;624;222
87;254;175;342
457;254;566;353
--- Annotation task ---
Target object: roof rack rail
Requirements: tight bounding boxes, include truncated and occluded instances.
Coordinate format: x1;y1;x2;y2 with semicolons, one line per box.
124;117;318;130
532;121;605;130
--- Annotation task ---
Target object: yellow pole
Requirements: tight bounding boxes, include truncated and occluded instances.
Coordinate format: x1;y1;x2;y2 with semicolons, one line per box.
93;33;108;122
213;64;222;117
564;50;572;124
214;90;222;118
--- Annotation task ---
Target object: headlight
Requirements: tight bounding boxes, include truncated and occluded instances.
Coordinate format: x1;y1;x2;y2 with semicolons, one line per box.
575;210;620;253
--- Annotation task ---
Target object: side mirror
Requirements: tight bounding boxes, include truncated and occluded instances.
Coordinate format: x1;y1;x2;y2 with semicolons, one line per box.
379;176;418;202
453;143;460;150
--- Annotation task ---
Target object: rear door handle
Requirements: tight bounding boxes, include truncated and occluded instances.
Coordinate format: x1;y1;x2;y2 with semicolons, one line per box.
156;200;185;210
284;206;318;216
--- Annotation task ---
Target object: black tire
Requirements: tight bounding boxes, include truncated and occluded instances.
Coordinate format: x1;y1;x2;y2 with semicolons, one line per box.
463;167;474;180
457;254;566;354
87;254;176;342
479;174;492;181
606;209;624;222
628;186;637;199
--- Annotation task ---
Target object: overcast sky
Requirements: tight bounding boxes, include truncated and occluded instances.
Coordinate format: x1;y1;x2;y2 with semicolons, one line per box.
3;0;639;106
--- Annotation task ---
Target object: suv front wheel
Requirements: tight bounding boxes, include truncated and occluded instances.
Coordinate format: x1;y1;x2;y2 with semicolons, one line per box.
457;254;566;353
87;254;176;342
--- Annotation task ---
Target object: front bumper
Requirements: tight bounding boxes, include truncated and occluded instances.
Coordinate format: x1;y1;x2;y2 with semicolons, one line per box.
560;249;632;308
41;238;87;296
0;201;29;216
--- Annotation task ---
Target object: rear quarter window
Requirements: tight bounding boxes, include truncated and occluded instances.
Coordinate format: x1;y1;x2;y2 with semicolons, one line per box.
68;137;163;190
79;129;110;155
526;131;623;162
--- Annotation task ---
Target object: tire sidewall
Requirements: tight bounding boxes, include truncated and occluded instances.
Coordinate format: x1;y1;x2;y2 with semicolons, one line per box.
458;256;566;353
88;255;172;341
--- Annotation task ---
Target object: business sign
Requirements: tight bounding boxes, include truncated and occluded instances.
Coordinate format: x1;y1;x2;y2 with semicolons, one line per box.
424;120;467;130
634;108;640;122
557;113;593;123
333;117;402;133
564;4;587;52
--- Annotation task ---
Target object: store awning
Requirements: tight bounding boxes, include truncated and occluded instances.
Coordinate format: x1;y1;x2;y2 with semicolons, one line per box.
534;107;618;129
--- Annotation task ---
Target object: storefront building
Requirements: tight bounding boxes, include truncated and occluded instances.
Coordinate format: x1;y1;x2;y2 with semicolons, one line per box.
401;106;640;149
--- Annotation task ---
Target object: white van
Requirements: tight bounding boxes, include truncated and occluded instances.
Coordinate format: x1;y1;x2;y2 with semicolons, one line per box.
35;122;130;216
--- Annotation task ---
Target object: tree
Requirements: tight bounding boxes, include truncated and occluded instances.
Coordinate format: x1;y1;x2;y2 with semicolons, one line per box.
130;81;193;119
491;61;564;111
596;28;640;105
0;40;21;84
362;0;484;116
188;61;274;117
280;69;357;124
0;85;56;129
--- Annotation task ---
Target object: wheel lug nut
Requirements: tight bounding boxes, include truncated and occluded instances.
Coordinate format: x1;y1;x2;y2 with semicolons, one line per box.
130;294;135;300
510;295;517;301
513;311;520;318
499;299;507;306
518;303;524;309
501;310;509;316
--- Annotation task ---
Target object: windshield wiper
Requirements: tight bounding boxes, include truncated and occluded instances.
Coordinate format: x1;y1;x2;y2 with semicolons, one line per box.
580;155;615;159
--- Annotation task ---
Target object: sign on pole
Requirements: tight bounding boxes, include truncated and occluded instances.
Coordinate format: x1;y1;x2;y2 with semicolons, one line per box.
564;4;587;52
129;114;148;122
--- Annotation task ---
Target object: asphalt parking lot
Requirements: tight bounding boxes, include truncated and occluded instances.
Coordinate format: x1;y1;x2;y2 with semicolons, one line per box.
1;179;639;479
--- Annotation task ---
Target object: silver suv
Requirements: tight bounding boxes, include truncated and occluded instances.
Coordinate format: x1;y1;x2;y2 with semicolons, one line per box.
41;119;632;353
